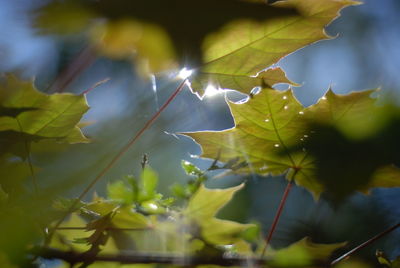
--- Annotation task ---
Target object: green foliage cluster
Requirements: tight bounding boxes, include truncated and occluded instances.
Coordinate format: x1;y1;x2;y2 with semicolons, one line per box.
0;0;399;267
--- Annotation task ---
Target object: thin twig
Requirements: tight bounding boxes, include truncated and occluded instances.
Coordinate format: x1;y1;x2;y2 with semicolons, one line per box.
81;78;110;95
46;79;188;244
16;118;38;194
47;45;97;93
261;169;299;257
56;226;152;231
330;222;400;266
25;141;38;194
32;247;330;267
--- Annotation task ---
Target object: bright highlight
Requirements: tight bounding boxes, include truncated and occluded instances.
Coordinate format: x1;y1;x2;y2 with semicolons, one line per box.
204;84;221;97
177;67;193;79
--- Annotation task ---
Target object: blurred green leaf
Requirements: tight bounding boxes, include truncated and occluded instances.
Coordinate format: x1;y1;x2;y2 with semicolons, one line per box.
185;184;243;220
0;159;37;197
268;238;345;267
181;160;203;176
84;200;151;229
140;200;166;215
139;167;158;201
0;252;18;268
171;183;187;199
107;180;134;205
0;186;7;204
240;222;261;243
0;75;89;159
335;260;373;268
185;184;253;245
36;0;297;74
111;207;151;229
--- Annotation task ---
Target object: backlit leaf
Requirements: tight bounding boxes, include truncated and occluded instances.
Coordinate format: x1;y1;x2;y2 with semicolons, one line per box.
186;88;400;199
0;75;89;149
185;184;244;220
267;238;345;267
181;160;203;176
107;180;134;205
185;88;316;194
184;184;253;245
140;167;158;201
36;0;297;74
190;0;358;95
84;200;151;229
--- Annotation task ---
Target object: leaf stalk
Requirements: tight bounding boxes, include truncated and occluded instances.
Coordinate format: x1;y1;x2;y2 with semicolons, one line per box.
261;169;299;257
330;222;400;265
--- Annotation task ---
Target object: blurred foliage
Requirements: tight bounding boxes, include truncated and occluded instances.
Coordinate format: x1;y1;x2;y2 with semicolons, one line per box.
48;164;350;267
377;250;400;268
265;238;345;267
36;0;297;75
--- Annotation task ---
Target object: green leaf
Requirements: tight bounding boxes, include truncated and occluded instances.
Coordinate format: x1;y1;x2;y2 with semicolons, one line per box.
240;222;261;243
36;0;297;74
184;184;253;245
185;184;243;220
112;207;151;229
0;75;89;150
185;88;400;200
185;88;314;193
107;180;134;205
0;251;18;268
304;89;386;140
52;198;85;213
140;200;166;215
84;200;151;229
268;238;345;267
0;186;8;204
51;213;92;251
296;91;400;201
192;67;298;97
181;160;203;176
201;218;252;245
139;167;158;201
335;260;373;268
85;212;113;245
377;250;392;267
190;0;358;95
171;183;187;199
0;158;39;196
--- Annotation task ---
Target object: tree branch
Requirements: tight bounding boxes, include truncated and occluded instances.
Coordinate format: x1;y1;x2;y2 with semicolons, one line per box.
32;247;329;267
331;222;400;265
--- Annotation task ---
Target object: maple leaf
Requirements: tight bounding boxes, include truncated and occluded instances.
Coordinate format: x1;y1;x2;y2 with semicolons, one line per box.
295;89;400;201
36;0;297;74
266;238;345;267
185;88;400;200
189;0;360;95
184;184;253;245
0;75;89;157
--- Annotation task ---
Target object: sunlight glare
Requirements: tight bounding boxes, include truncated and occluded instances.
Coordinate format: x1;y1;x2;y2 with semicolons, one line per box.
204;84;221;97
177;67;193;79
